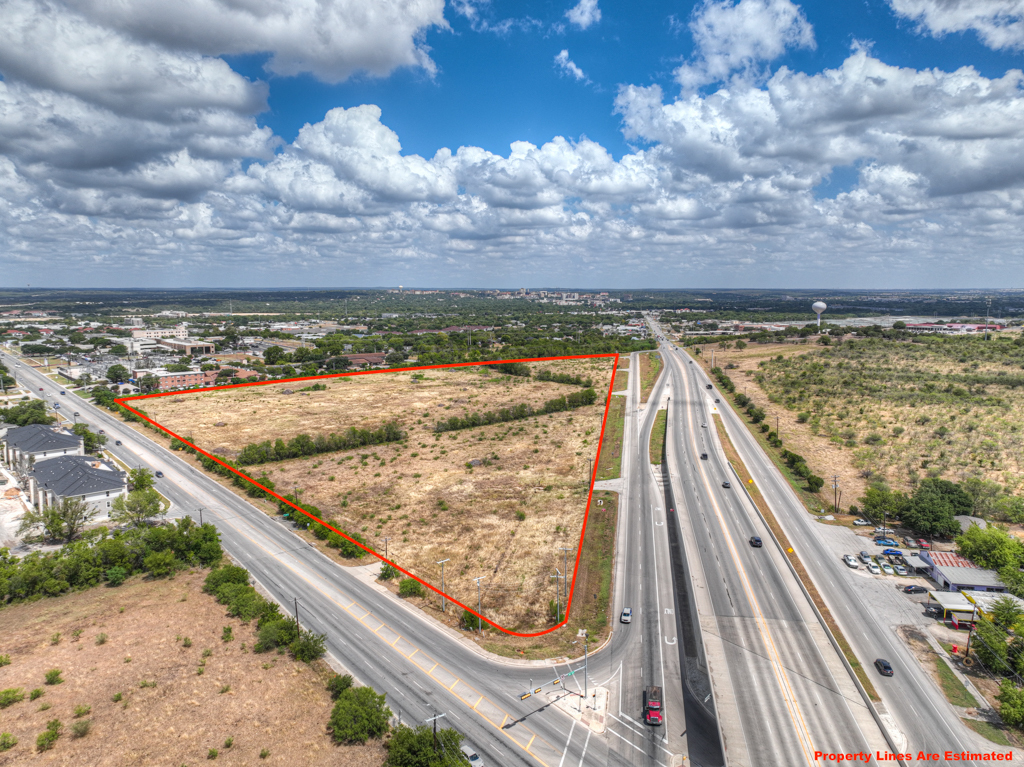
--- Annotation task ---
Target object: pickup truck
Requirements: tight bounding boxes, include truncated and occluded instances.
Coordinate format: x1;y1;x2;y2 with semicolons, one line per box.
643;686;663;726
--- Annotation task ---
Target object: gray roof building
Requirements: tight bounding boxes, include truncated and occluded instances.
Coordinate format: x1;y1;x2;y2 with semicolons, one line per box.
32;456;125;499
4;423;82;455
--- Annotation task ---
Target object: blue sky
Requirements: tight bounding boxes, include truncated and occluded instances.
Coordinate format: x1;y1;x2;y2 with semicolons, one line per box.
2;0;1024;288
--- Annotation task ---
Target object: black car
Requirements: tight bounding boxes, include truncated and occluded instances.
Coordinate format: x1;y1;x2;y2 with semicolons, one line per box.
903;585;928;594
749;536;763;548
722;481;731;488
874;659;894;676
155;471;164;479
700;453;708;460
115;440;122;446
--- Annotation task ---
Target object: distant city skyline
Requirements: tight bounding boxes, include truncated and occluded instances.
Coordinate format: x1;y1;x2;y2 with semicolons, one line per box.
2;0;1024;288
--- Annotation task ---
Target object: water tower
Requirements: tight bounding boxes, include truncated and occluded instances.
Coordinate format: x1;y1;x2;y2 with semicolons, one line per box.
812;301;827;327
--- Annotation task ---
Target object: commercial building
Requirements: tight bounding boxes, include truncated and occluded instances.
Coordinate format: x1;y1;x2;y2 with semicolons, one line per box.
131;325;188;340
919;550;1006;593
2;424;84;470
156;338;216;355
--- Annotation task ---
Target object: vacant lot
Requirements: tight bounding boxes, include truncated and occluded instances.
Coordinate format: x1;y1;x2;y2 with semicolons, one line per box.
140;359;614;634
701;334;1024;508
0;571;383;766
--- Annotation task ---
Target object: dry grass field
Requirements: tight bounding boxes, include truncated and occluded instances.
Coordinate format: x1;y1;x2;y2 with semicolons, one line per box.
700;333;1024;510
0;571;383;766
140;358;615;634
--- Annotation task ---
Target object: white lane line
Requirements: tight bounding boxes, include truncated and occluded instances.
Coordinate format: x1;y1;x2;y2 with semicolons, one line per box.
577;730;591;767
558;719;576;767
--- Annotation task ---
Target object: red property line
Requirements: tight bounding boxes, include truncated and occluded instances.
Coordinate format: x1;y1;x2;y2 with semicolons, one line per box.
116;354;620;638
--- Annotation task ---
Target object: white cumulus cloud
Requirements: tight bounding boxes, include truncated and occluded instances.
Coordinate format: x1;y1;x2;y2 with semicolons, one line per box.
566;0;601;29
889;0;1024;51
555;49;588;81
676;0;815;90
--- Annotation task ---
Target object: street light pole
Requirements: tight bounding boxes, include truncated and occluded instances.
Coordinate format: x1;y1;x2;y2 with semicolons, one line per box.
382;537;391;561
551;570;561;623
436;559;449;612
559;547;572;608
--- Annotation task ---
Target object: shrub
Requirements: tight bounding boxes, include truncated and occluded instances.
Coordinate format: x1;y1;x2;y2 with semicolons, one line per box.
515;509;526;521
96;633;107;645
328;687;392;744
327;673;353;700
44;669;63;686
254;619;297;653
203;565;249;594
398;578;425;598
0;655;9;667
71;720;91;738
806;475;825;493
290;629;327;663
183;637;192;647
219;685;230;694
50;632;61;645
462;609;482;631
30;689;43;701
796;412;810;423
106;566;128;586
222;626;233;642
0;733;16;751
112;692;122;702
260;748;270;759
378;563;399;581
386;724;464;766
0;688;25;708
224;737;233;748
73;704;91;717
36;719;62;752
208;748;219;759
144;549;177;577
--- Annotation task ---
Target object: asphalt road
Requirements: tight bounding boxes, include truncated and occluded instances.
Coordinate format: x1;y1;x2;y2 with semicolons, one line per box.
651;327;1006;767
644;327;881;767
4;352;625;767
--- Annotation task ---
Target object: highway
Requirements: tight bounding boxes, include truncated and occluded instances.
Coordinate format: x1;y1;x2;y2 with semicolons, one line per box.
650;320;1001;767
3;351;625;767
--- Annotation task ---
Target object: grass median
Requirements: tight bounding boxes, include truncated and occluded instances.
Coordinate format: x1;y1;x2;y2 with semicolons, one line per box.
649;409;667;465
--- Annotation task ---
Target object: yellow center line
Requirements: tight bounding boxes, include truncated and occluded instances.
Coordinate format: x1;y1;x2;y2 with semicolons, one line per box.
677;355;817;767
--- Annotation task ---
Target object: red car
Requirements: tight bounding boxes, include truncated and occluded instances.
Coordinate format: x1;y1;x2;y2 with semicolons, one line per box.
917;539;931;549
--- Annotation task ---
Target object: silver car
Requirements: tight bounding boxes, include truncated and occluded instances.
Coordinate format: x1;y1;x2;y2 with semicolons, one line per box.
620;607;633;624
843;554;859;569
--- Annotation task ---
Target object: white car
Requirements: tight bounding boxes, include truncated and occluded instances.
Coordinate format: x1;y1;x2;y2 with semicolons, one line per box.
620;607;633;624
461;744;484;766
894;565;908;576
843;555;859;569
874;527;896;535
868;562;881;575
853;519;871;526
881;562;895;575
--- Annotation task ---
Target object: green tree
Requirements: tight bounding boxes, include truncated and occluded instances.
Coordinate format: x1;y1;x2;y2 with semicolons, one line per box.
972;616;1009;674
143;549;177;577
328;686;391;744
384;725;466;767
263;346;285;365
17;498;95;543
139;375;161;393
900;479;968;537
71;424;107;454
997;680;1024;729
109;344;129;356
956;525;1024;570
991;595;1024;630
109;488;164;527
106;364;130;383
961;478;1004;519
806;475;824;492
859;486;909;524
128;468;155;492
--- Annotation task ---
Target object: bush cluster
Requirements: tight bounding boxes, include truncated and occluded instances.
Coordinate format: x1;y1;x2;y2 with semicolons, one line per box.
435;388;597;433
0;518;221;604
237;422;405;466
328;686;391;744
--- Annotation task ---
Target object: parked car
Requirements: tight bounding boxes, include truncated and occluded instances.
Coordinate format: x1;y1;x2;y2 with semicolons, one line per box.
620;607;633;624
843;555;859;568
722;481;731;489
881;548;903;557
859;551;872;564
902;537;918;548
894;565;907;576
917;539;931;549
903;585;928;594
874;527;896;535
868;562;881;575
874;658;894;677
853;519;871;526
880;562;895;575
874;538;898;547
749;536;763;548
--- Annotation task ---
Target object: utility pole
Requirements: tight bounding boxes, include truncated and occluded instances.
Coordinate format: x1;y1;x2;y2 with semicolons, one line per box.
551;570;562;624
985;297;992;341
198;507;204;526
473;577;485;636
293;596;301;626
436;559;449;612
831;475;839;515
382;537;391;561
424;711;446;754
559;547;572;607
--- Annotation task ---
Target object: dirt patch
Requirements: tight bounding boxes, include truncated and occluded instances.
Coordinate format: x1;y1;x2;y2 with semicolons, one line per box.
134;359;615;634
0;571;384;766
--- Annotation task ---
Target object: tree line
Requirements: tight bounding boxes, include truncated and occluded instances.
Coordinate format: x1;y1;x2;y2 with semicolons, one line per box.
236;422;405;466
434;388;598;433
